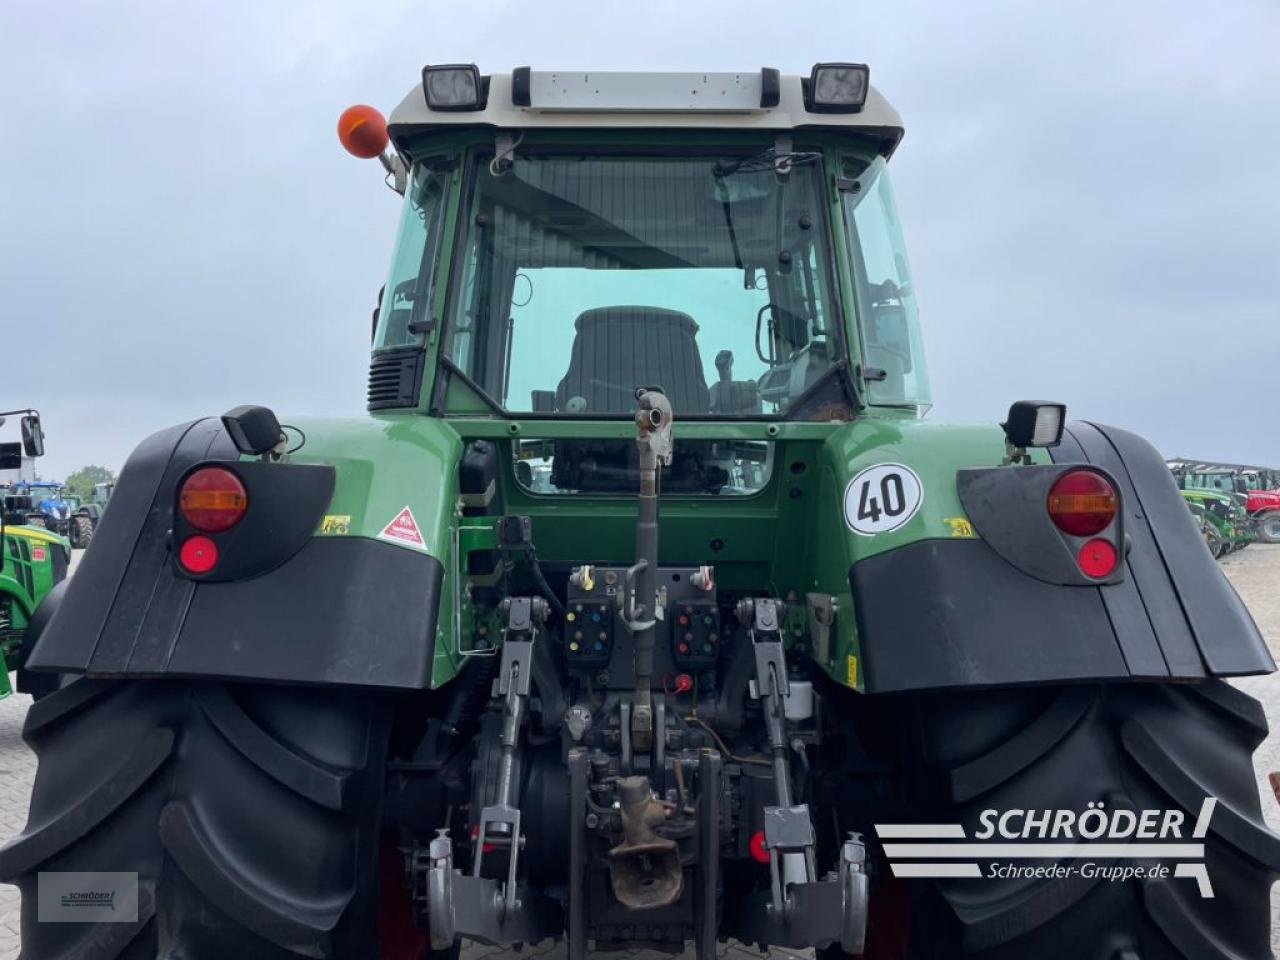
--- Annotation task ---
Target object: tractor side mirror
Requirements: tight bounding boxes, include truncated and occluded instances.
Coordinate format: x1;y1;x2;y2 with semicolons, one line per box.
20;415;44;457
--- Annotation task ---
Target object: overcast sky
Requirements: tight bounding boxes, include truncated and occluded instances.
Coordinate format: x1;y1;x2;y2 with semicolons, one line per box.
2;0;1277;480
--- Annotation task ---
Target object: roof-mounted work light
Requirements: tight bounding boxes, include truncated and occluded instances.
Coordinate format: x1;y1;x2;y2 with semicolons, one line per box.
1002;401;1067;449
422;63;485;111
806;62;870;113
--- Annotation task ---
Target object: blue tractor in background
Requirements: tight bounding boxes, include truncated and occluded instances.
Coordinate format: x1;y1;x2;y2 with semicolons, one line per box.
16;482;94;548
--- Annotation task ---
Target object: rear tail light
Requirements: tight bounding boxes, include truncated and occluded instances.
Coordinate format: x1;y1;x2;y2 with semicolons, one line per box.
1047;470;1118;536
178;535;219;574
1078;538;1119;579
180;467;248;533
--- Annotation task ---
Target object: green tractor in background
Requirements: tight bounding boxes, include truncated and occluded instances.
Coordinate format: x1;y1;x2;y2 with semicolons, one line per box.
1181;488;1249;558
0;410;69;699
1184;499;1224;557
5;65;1279;960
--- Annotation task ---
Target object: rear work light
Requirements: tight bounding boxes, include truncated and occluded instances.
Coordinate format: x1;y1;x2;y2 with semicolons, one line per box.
180;467;248;533
422;63;484;111
1048;470;1118;537
807;62;870;113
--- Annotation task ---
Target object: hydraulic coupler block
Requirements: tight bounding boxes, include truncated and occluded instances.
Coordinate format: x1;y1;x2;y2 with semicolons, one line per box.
566;566;614;666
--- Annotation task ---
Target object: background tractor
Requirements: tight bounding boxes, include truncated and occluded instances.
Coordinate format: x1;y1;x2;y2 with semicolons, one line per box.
15;481;95;547
0;410;67;699
5;66;1278;960
1181;487;1250;556
1170;458;1280;543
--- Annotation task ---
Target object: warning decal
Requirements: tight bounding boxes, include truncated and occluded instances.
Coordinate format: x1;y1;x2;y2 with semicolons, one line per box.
378;507;426;550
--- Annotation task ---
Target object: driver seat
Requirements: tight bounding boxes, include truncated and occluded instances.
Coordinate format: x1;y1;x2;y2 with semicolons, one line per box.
555;307;710;414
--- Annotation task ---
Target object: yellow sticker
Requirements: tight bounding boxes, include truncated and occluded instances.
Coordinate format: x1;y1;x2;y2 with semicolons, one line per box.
320;514;352;536
944;517;977;538
846;654;859;688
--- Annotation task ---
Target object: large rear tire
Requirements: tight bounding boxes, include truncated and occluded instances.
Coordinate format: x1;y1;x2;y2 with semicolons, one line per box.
900;680;1280;959
0;678;395;959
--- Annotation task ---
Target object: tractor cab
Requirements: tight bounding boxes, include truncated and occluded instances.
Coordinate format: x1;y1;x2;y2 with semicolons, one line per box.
348;67;929;453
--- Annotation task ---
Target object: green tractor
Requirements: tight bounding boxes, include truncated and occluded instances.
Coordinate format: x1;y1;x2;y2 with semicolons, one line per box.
1184;499;1224;558
0;410;70;699
6;66;1278;960
1181;487;1253;557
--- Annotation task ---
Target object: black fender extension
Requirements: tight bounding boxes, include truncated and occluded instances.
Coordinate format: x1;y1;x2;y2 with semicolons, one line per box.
850;421;1272;693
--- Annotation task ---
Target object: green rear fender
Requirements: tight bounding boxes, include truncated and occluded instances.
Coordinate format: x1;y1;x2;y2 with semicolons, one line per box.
288;413;464;685
808;417;1008;689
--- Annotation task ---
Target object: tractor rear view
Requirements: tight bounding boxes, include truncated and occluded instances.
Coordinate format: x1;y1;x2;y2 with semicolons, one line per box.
4;66;1279;960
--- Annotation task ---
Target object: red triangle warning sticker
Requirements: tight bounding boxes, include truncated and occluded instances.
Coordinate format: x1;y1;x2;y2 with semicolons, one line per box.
378;506;426;549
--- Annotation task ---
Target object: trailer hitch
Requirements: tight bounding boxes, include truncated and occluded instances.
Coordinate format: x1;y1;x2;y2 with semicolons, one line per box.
607;775;683;910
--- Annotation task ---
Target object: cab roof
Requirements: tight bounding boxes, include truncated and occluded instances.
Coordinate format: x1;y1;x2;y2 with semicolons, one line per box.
388;68;904;156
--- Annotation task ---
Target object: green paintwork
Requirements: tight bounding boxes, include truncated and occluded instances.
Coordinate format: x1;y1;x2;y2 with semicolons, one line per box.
1;524;69;697
283;414;463;686
290;127;1041;693
288;407;1014;691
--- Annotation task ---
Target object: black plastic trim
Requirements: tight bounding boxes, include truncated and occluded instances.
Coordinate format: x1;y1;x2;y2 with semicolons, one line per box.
368;348;425;410
512;66;531;107
760;68;780;108
165;538;441;688
33;536;442;689
1053;421;1271;676
851;538;1130;693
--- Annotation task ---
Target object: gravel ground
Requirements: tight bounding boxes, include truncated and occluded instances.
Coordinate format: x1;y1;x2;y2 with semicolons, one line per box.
0;545;1277;958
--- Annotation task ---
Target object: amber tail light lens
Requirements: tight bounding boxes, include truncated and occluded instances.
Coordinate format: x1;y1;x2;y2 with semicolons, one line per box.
1047;470;1118;537
180;467;248;533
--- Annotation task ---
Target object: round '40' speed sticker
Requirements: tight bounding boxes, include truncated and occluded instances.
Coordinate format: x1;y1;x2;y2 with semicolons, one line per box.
843;463;924;536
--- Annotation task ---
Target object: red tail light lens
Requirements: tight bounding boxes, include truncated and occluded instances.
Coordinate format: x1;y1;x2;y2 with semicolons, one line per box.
178;535;219;574
180;467;248;532
1078;538;1119;578
1047;470;1118;536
